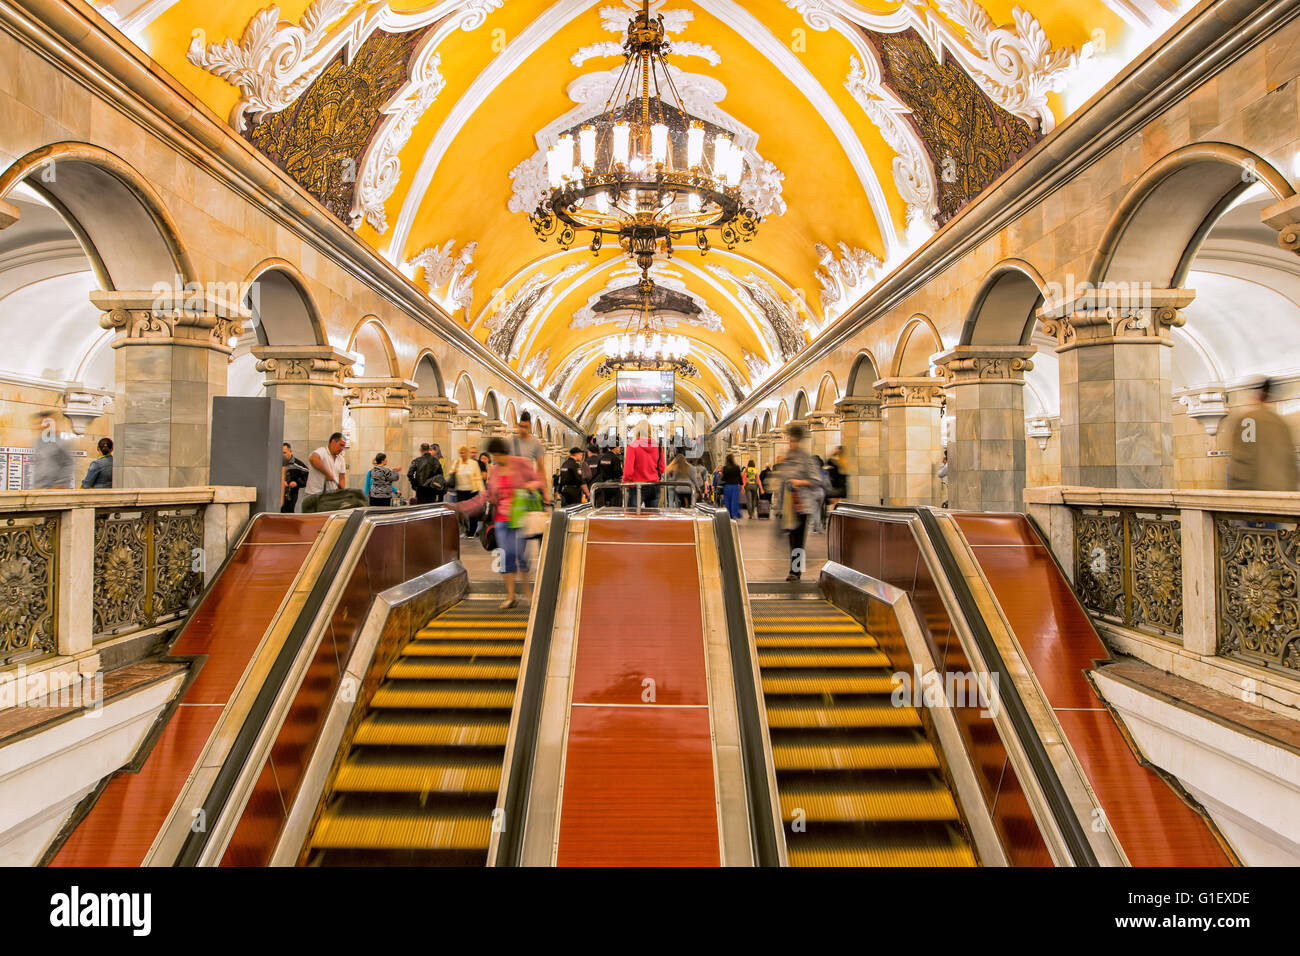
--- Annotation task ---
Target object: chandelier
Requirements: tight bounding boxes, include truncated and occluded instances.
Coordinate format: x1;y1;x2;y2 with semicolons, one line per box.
596;271;699;379
529;0;761;272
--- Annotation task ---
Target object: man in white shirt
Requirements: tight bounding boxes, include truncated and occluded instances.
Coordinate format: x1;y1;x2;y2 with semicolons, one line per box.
513;411;549;505
306;432;347;496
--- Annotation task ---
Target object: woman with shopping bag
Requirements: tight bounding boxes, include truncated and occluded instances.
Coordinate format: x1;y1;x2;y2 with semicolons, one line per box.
486;436;545;610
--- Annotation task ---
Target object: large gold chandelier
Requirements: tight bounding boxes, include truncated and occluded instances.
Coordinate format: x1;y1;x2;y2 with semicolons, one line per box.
529;0;761;272
596;271;699;379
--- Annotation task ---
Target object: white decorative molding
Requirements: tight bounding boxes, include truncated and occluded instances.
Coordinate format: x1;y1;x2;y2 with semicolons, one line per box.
407;239;478;319
572;39;719;66
1177;384;1231;436
704;262;808;361
62;387;112;436
519;347;552;386
1099;0;1182;31
814;240;881;318
744;351;774;384
1026;416;1053;449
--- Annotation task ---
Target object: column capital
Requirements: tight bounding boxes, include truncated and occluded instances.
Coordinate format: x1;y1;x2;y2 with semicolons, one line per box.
453;409;486;430
1036;287;1193;350
344;377;417;410
805;410;843;429
875;377;945;407
252;345;355;388
933;345;1035;386
835;396;881;421
410;396;458;422
92;289;248;354
1263;193;1300;256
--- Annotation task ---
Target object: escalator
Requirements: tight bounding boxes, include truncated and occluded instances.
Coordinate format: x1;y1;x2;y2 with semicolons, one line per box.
305;599;529;865
752;596;976;866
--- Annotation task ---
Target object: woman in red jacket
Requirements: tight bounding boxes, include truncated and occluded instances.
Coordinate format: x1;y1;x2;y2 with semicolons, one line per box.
621;422;664;508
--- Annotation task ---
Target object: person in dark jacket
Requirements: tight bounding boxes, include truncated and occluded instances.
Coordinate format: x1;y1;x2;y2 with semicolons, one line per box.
558;447;590;506
82;437;114;489
407;443;443;504
280;442;308;512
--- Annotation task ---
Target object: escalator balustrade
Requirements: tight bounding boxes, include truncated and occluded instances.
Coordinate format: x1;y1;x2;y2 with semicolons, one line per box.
753;598;976;866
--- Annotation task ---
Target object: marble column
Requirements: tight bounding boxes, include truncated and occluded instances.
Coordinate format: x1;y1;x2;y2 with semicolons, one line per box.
806;411;843;462
876;377;945;507
754;435;776;470
343;377;416;479
451;410;486;458
92;289;246;488
737;441;759;468
1038;289;1191;488
251;345;353;460
410;396;457;463
935;345;1035;513
836;397;882;505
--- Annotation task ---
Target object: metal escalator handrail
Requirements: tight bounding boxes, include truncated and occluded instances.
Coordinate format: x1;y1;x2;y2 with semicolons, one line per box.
173;504;453;866
696;502;782;866
830;501;1099;867
493;502;588;866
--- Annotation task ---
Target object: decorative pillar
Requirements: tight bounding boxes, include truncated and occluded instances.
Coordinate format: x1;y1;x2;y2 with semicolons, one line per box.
343;377;416;479
251;345;353;459
836;397;882;505
410;396;457;463
935;346;1035;513
451;410;486;458
92;289;246;488
806;411;843;462
876;377;944;507
754;434;776;470
1038;289;1191;488
737;441;759;468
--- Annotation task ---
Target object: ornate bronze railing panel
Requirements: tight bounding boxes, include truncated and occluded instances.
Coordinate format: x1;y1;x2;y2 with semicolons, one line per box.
1216;515;1300;675
93;507;204;641
1074;508;1183;639
0;512;59;667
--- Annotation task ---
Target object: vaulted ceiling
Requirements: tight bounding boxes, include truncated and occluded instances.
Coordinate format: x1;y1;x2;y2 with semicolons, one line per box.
95;0;1188;425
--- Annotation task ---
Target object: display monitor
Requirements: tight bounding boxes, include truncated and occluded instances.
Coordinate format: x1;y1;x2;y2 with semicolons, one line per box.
616;370;674;405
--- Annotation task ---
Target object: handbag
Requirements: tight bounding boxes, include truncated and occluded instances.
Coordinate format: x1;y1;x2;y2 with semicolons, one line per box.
522;509;547;539
480;501;496;551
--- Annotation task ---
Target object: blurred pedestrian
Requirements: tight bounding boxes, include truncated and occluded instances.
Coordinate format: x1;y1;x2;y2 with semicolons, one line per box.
31;410;73;489
1226;376;1300;491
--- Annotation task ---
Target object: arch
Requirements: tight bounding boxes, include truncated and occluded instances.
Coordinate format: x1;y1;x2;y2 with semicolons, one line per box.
452;371;476;411
890;315;945;377
482;389;501;421
815;373;840;411
792;390;810;422
346;316;398;378
959;259;1048;346
762;410;772;433
1091;143;1295;288
774;400;790;426
242;260;326;347
410;350;446;397
503;399;518;426
846;350;882;396
0;142;193;291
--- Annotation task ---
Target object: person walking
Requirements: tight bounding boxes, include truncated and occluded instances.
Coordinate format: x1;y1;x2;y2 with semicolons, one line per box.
622;422;664;507
664;451;695;507
408;443;443;504
31;410;73;489
512;412;550;506
938;448;950;508
773;424;824;582
82;437;114;489
558;446;589;506
743;458;763;518
487;436;544;610
367;453;401;506
307;432;348;496
429;444;447;502
453;445;486;537
280;443;308;512
1225;376;1300;491
825;446;849;514
721;454;744;519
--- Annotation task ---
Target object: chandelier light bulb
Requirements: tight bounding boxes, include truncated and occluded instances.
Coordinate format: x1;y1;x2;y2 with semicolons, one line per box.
547;144;562;189
651;123;669;165
714;133;731;174
579;125;596;169
557;133;575;182
687;122;704;168
726;146;744;186
613;122;631;166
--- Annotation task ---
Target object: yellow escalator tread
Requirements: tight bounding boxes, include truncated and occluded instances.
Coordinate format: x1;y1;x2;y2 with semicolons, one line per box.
403;641;523;657
354;714;509;747
387;660;520;680
335;759;501;793
415;627;526;640
311;810;491;851
779;784;960;823
788;842;976;867
371;686;515;709
755;635;878;648
771;739;941;771
765;703;922;728
758;651;890;669
762;674;898;695
755;621;861;633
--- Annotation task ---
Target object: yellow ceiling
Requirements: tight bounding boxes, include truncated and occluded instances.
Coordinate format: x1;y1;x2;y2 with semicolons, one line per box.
114;0;1174;425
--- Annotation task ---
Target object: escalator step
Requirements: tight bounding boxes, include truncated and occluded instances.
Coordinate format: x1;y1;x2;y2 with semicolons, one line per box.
311;809;491;851
755;635;878;648
762;674;898;695
755;621;861;634
766;703;922;729
355;713;510;747
415;627;527;640
771;739;940;771
758;650;891;668
387;660;520;681
371;687;515;709
335;756;502;794
403;640;524;657
787;838;976;867
779;784;959;823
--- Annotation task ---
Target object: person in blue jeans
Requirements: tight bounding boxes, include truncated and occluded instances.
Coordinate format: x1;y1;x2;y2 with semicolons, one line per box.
721;454;744;519
486;436;544;610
